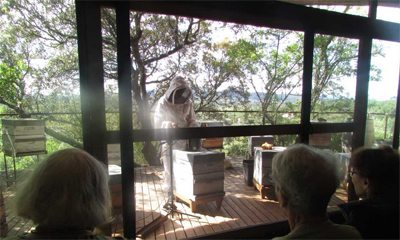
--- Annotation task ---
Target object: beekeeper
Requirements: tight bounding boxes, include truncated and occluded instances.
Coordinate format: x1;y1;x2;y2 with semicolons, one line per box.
153;76;198;197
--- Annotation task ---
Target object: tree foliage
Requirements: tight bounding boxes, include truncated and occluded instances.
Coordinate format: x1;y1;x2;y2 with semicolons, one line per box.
0;1;388;164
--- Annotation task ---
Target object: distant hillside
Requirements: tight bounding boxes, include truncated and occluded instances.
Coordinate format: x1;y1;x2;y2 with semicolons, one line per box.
249;92;302;103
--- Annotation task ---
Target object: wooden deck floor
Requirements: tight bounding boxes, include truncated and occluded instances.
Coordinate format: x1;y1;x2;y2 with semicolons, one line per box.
4;159;347;239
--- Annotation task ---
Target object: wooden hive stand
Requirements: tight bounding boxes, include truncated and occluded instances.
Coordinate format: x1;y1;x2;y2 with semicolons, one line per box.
174;191;225;213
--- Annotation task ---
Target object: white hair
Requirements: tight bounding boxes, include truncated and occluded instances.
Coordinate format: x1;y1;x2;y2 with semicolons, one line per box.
14;148;112;228
272;144;340;217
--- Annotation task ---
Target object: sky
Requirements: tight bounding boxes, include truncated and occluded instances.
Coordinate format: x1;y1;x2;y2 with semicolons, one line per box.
211;6;400;101
317;5;400;101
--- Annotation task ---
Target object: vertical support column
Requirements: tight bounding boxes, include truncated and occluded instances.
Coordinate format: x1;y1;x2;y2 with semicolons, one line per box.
352;0;377;151
116;3;135;238
0;186;8;237
349;0;377;201
299;29;314;143
393;71;400;149
75;1;107;163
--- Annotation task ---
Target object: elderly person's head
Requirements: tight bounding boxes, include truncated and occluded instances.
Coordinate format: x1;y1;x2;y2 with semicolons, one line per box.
15;148;112;229
272;144;339;218
350;146;399;202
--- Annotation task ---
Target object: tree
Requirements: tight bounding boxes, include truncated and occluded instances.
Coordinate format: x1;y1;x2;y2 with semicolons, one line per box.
1;1;218;165
1;0;82;148
220;27;303;125
0;1;387;162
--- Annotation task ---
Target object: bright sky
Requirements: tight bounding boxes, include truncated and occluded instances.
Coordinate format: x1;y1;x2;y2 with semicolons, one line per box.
343;6;400;100
212;6;400;101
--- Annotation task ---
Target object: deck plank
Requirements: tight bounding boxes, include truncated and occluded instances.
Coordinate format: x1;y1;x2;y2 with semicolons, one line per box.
5;159;347;239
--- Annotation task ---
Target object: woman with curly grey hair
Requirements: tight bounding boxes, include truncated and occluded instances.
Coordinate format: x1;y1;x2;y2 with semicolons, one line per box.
271;144;361;239
9;148;120;239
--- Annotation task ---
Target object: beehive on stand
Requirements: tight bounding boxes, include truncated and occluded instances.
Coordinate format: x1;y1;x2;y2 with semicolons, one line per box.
248;135;274;157
173;150;225;212
2;118;46;156
253;146;285;199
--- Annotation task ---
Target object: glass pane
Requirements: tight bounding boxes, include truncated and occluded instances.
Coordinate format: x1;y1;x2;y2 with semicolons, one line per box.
368;40;400;147
377;6;400;23
312;34;358;123
305;5;369;17
309;132;353;190
101;8;120;131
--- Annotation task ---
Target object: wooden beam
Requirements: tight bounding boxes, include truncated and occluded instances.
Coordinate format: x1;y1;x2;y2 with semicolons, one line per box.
106;123;353;144
299;29;314;143
75;0;107;163
352;23;374;149
349;0;377;201
115;2;136;238
282;0;400;8
393;70;400;149
107;125;301;144
122;1;400;42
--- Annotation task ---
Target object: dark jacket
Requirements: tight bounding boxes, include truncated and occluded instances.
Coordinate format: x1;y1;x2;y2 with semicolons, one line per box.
339;199;399;239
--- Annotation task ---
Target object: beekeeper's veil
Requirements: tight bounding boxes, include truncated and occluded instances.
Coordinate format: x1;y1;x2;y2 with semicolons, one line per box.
164;76;192;104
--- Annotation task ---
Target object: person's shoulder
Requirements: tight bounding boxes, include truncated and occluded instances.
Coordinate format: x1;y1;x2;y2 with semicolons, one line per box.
271;235;289;240
331;223;362;238
338;199;369;215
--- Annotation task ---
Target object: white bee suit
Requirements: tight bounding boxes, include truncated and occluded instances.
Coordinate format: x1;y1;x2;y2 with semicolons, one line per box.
153;76;198;196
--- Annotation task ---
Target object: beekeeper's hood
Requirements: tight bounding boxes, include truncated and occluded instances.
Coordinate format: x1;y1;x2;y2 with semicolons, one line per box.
164;76;192;104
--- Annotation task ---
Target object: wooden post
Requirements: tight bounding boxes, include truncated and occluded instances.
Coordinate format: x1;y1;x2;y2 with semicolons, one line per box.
349;0;377;201
299;29;314;143
0;185;8;237
393;70;400;149
75;0;107;163
116;2;135;238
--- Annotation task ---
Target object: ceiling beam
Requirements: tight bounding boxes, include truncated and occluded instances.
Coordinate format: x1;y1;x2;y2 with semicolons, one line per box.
281;0;400;7
99;1;400;42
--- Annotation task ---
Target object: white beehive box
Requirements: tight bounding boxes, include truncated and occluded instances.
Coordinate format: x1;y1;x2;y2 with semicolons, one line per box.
174;171;224;196
2;135;46;155
2;118;46;156
2;119;45;136
173;150;225;174
173;150;225;198
253;147;285;186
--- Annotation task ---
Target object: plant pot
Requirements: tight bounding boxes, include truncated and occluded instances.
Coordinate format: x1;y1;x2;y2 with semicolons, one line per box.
242;159;254;186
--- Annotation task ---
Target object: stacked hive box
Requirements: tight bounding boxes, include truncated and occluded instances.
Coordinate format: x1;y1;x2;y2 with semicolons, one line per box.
198;121;224;149
248;135;274;157
2;119;46;156
253;146;285;199
173;150;225;212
